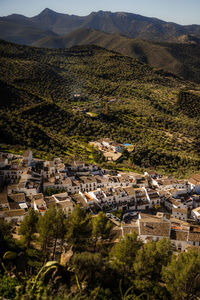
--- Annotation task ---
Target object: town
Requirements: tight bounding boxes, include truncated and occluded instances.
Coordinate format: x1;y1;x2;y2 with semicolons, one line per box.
1;148;200;252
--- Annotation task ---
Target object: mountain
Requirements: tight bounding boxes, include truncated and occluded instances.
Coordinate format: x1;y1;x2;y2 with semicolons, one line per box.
0;13;58;45
2;9;200;83
1;9;200;44
30;9;200;41
0;39;200;175
33;28;200;83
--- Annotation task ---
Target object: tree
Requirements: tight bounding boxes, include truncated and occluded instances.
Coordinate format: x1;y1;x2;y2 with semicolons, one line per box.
37;206;57;260
110;231;143;277
92;212;113;252
19;208;39;249
121;148;130;160
52;208;67;260
0;219;15;257
71;252;103;290
66;206;92;252
162;249;200;300
133;238;172;298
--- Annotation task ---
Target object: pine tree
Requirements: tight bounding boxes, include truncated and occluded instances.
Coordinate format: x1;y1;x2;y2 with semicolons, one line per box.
92;212;113;252
66;206;92;252
19;208;39;249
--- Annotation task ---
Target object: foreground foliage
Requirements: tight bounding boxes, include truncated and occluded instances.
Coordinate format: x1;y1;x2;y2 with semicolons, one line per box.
1;207;200;299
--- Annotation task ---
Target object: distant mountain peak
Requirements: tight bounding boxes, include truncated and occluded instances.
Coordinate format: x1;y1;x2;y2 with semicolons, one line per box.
39;8;57;15
116;12;128;17
91;10;112;16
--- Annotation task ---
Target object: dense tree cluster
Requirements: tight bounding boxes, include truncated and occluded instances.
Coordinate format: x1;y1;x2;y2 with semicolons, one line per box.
1;207;200;299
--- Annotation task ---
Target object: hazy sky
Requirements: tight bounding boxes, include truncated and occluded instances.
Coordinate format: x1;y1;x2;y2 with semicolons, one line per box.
0;0;200;25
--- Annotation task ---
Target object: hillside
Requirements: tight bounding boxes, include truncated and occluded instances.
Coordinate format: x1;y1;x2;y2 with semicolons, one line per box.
2;9;200;83
0;39;200;176
0;14;58;45
33;28;200;83
1;9;200;45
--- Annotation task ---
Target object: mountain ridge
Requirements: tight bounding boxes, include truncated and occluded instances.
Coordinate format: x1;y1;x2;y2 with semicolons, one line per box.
1;8;200;83
1;9;200;43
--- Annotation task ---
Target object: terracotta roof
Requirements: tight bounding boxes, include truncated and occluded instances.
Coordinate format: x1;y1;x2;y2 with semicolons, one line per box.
172;207;188;214
139;218;170;237
170;217;190;228
80;176;96;184
72;180;81;187
8;184;18;190
171;230;188;241
71;194;88;208
9;202;20;210
34;199;46;206
123;225;139;235
9;193;25;203
18;182;26;189
192;207;200;214
188;232;200;242
0;189;8;205
124;187;135;196
189;174;200;185
62;177;72;185
44;196;56;208
32;193;43;200
23;150;32;157
4;209;25;217
56;201;74;209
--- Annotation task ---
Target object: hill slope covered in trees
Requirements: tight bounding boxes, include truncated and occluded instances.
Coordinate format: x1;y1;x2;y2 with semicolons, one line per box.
33;28;200;84
0;39;200;176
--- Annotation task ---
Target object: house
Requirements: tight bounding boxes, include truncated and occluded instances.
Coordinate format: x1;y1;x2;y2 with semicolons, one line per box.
8;193;28;210
191;207;200;222
103;152;122;162
52;192;74;214
145;188;160;207
44;196;57;209
188;226;200;247
137;213;171;242
189;174;200;194
144;170;161;179
0;157;8;168
135;188;149;210
8;193;26;204
132;175;149;188
170;218;190;251
79;191;96;206
23;150;33;166
79;176;97;192
33;199;47;215
167;188;189;199
152;177;188;191
172;206;188;221
42;161;56;179
31;193;47;215
0;166;26;183
68;161;86;172
90;138;123;153
0;188;10;210
164;197;186;211
192;195;200;208
3;209;26;222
